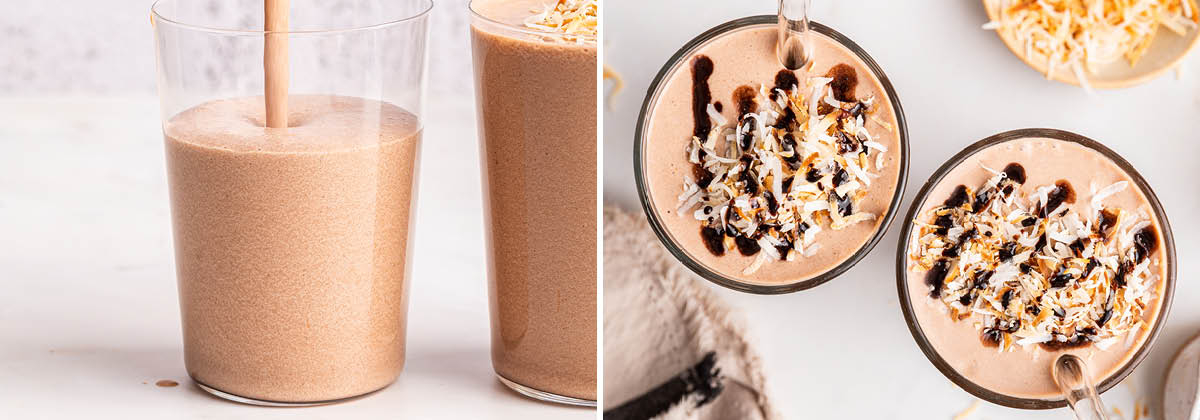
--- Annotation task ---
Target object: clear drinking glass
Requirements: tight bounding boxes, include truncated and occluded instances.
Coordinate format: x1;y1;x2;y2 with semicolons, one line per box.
895;128;1175;411
469;0;598;407
634;16;910;294
152;0;431;406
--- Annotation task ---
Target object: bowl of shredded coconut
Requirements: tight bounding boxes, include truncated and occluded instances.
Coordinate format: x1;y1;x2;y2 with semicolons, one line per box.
982;0;1200;90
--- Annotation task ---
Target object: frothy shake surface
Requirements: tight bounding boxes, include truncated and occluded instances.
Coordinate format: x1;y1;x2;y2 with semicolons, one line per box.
471;0;541;26
643;24;903;286
904;137;1167;399
165;95;421;403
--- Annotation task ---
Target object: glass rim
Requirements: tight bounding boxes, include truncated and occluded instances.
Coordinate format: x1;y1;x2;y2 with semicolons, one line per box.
150;0;434;36
893;128;1177;409
633;15;910;295
467;0;597;43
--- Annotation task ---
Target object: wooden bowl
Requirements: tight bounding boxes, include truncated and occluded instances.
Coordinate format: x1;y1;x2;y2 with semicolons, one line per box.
983;0;1200;89
1163;332;1200;420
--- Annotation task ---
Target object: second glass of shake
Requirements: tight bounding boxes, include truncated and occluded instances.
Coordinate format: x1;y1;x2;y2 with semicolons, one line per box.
470;0;598;406
898;129;1175;410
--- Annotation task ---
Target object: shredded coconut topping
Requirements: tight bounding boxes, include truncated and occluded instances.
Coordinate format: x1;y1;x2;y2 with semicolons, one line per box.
523;0;597;41
983;0;1199;88
603;64;624;108
677;71;886;274
908;164;1161;352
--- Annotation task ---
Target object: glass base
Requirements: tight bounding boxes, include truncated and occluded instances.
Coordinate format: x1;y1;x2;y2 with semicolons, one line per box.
194;378;381;407
496;374;596;407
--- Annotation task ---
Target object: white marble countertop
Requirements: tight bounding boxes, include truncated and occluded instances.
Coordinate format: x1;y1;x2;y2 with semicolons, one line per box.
0;96;594;419
604;0;1200;418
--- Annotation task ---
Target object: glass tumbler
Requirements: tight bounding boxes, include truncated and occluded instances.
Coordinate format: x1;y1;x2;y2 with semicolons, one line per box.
152;0;430;405
469;0;599;407
634;16;909;294
895;129;1175;410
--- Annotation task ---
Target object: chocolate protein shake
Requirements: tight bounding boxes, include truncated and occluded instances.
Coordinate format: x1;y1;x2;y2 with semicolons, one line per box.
638;19;906;290
903;135;1170;401
470;0;597;404
166;95;421;403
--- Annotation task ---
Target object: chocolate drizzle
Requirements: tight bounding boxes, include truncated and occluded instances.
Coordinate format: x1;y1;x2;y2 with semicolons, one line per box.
804;167;821;183
981;328;1003;346
925;260;950;298
699;226;725;257
1040;180;1075;217
972;189;993;214
826;64;858;102
689;55;717;193
734;234;761;256
690;55;714;139
1131;226;1158;263
773;70;798;95
1096;208;1119;240
835;193;853;217
1114;260;1132;287
732;85;758;119
1039;334;1093;351
773;106;797;131
692;163;714;188
944;185;971;208
974;270;994;289
1002;163;1026;184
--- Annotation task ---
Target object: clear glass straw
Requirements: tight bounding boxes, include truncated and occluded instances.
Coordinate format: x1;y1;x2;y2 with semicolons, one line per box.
1053;354;1109;420
777;0;811;70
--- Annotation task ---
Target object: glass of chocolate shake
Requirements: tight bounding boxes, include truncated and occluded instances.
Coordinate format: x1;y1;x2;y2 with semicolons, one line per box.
897;128;1175;409
152;0;431;405
635;16;909;294
469;0;597;407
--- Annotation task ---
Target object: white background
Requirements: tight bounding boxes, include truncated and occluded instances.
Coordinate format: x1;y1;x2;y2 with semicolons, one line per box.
0;0;593;418
0;0;472;96
604;0;1200;418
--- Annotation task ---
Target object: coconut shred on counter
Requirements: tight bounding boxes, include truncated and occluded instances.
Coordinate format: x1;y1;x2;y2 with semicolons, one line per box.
907;162;1161;352
676;62;891;275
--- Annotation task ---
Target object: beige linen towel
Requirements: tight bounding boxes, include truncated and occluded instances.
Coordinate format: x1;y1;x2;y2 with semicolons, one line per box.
603;206;778;420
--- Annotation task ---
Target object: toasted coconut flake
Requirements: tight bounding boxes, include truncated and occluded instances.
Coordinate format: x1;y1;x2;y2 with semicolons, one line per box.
706;103;727;126
869;114;893;131
863;140;888;152
953;400;982;420
523;0;597;41
1091;181;1129;210
742;252;770;275
603;65;624;108
803;243;821;257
